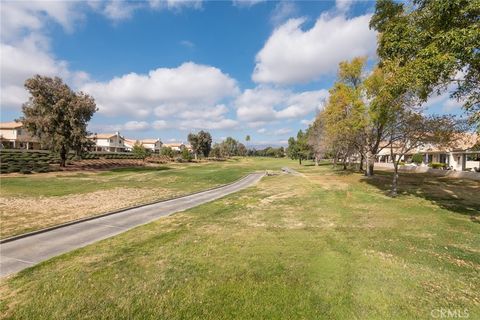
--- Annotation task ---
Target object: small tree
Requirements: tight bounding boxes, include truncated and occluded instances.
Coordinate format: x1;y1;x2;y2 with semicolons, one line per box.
160;146;174;158
20;75;97;167
210;143;224;158
287;130;311;165
132;142;148;160
387;110;461;196
181;148;192;161
238;143;247;156
221;137;239;157
307;111;328;166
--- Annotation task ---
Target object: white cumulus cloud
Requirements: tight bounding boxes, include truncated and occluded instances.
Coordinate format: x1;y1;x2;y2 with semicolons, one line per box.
252;13;377;85
82;62;239;118
235;87;328;122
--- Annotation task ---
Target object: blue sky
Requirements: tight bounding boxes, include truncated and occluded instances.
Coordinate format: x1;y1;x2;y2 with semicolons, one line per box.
0;0;465;146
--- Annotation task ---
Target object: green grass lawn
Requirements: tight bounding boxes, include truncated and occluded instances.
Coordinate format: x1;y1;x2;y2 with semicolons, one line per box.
0;157;288;197
0;157;291;238
1;160;479;319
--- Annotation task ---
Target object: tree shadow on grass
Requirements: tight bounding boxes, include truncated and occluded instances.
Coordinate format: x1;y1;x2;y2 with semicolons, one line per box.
361;170;480;218
302;161;333;167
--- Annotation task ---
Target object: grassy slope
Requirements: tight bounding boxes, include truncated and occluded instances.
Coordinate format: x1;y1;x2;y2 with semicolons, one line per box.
1;160;479;319
0;158;289;238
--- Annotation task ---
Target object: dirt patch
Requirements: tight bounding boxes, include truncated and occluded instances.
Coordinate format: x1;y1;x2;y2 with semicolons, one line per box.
0;187;179;238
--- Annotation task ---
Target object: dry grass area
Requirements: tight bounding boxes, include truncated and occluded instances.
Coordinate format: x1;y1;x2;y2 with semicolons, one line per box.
1;162;478;319
0;157;293;238
0;187;179;237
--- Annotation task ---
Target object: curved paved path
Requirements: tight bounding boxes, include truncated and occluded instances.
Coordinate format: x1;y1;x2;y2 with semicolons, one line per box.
0;172;264;277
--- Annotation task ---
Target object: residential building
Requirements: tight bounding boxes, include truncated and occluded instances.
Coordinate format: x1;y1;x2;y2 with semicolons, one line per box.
124;138;162;153
88;132;126;152
163;142;192;152
0;122;41;149
375;133;479;171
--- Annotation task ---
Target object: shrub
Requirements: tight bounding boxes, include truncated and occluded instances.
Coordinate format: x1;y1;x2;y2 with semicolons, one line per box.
181;148;192;161
412;153;424;164
19;168;32;174
7;166;20;173
35;167;50;173
429;162;446;169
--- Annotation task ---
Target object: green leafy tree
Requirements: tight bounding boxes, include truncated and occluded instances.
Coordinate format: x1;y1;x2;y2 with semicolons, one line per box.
160;146;174;158
361;66;399;176
197;130;212;157
20;75;97;167
287;130;311;165
323;58;366;169
370;0;480;130
188;130;212;159
181;148;192;161
221;137;239;157
132;142;148;160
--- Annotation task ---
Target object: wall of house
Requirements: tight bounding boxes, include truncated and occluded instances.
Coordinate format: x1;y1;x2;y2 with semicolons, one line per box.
93;136;125;151
400;165;480;180
0;129;18;140
375;162;480;181
1;128;40;149
466;161;480;170
449;153;464;171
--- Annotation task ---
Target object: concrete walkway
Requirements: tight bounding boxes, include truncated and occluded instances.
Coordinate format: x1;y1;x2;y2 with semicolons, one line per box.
0;172;264;277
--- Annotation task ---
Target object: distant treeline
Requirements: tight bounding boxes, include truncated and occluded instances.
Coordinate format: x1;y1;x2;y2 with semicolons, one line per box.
247;147;285;158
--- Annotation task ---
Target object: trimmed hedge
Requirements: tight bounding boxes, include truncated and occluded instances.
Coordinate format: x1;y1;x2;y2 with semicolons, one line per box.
0;149;148;173
1;150;53;174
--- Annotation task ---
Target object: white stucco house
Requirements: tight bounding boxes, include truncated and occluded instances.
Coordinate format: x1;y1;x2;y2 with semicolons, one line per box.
88;132;126;152
0;122;41;150
375;133;480;171
124;138;162;153
163;142;192;152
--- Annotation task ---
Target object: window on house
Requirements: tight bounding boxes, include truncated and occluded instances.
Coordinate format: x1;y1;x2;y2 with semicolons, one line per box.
467;153;480;161
439;154;447;164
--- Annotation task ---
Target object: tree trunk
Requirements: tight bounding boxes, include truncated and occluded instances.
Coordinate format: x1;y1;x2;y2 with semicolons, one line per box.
359;154;364;172
60;147;67;167
315;155;319;166
342;155;347;170
194;152;198;160
299;158;302;165
365;150;375;176
391;162;399;197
